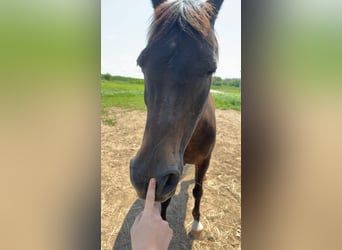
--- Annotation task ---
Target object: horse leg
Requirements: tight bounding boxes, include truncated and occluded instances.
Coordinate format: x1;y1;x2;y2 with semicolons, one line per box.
191;157;210;239
161;197;171;220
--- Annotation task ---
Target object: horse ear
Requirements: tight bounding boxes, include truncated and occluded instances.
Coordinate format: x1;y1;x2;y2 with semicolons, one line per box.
207;0;224;25
151;0;167;9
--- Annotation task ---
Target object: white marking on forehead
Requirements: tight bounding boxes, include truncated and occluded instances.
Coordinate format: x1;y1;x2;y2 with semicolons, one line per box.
170;41;176;47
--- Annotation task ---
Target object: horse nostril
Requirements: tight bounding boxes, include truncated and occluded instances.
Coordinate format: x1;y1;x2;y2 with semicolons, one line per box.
156;171;180;199
130;159;181;201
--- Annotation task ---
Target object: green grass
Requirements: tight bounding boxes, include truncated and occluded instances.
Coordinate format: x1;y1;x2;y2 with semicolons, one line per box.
211;84;241;93
101;107;117;126
210;84;241;110
101;81;146;110
211;91;241;110
101;76;240;125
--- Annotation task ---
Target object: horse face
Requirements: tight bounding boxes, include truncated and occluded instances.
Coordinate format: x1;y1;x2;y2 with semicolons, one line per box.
130;0;220;202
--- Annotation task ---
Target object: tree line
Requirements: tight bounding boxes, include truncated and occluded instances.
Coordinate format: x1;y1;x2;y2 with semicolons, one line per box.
101;73;240;88
212;77;240;88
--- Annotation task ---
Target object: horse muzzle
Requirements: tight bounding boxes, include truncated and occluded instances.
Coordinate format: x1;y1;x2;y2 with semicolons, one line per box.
130;158;181;202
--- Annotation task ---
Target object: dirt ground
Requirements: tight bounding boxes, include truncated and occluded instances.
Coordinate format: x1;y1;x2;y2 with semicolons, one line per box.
101;107;241;250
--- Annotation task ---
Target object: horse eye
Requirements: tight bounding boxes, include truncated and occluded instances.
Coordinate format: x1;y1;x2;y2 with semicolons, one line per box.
206;69;216;75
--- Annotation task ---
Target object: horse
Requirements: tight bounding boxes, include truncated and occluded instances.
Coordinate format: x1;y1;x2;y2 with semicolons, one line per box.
130;0;223;239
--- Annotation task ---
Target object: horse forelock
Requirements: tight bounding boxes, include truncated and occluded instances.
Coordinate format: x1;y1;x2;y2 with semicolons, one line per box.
148;0;217;47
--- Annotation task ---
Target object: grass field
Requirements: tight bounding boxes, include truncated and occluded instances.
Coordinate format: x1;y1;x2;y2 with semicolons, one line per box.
101;76;240;125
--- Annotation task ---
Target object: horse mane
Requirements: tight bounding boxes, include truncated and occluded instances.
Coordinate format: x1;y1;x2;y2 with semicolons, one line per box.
148;0;216;46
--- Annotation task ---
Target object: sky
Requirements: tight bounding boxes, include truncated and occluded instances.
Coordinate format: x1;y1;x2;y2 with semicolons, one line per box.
101;0;241;79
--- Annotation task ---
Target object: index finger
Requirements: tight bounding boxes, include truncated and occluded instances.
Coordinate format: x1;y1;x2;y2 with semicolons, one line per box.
143;178;156;214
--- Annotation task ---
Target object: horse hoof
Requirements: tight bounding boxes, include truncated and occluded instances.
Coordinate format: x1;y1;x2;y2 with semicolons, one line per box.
191;229;205;240
191;221;205;240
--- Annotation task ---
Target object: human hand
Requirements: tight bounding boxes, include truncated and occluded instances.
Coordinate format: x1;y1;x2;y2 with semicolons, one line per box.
130;178;173;250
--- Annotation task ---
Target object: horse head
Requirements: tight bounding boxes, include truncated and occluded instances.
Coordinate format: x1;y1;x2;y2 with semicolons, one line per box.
130;0;223;202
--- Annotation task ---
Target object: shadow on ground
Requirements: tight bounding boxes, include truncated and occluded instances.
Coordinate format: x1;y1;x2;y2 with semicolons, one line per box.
113;179;195;250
